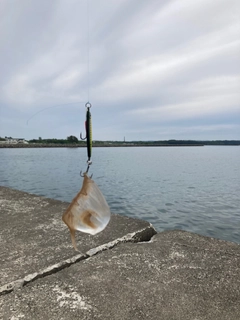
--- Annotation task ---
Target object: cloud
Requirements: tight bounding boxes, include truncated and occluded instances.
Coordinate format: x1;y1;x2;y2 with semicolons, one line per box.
0;0;239;140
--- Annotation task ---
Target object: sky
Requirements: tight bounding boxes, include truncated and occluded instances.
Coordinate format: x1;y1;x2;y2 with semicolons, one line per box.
0;0;239;141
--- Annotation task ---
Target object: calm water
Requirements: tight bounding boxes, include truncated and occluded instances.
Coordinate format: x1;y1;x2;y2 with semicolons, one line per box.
0;146;240;244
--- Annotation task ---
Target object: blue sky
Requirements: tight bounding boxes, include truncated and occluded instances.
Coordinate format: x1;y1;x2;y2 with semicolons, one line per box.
0;0;239;141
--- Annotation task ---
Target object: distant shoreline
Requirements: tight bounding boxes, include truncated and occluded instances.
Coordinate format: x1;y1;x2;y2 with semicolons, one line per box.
1;143;239;148
0;143;204;148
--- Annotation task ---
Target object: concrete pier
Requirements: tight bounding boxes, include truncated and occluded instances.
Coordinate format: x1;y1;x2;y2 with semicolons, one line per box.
0;186;240;319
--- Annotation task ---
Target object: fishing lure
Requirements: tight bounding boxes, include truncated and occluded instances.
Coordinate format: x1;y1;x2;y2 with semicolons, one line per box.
80;102;92;174
62;102;111;251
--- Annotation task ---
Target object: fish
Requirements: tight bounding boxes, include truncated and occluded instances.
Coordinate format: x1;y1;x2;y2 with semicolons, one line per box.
62;173;111;251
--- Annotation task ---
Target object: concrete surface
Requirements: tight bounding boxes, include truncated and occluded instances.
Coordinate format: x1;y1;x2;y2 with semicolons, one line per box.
0;186;156;291
1;187;240;320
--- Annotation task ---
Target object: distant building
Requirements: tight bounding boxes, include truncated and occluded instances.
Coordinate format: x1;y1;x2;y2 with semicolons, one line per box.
0;137;29;144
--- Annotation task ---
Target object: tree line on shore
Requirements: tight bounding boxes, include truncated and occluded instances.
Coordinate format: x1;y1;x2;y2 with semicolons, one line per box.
28;135;82;144
25;137;240;146
1;136;239;145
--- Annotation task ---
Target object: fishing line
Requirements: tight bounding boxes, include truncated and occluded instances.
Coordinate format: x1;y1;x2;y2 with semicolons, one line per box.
87;0;90;102
79;0;93;175
26;101;84;125
27;1;91;126
61;0;111;251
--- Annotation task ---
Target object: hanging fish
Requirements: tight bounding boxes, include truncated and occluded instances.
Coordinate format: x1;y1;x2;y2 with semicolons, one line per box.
62;173;111;251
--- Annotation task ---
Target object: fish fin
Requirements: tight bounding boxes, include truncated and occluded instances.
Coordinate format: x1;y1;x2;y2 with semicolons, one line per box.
70;228;79;252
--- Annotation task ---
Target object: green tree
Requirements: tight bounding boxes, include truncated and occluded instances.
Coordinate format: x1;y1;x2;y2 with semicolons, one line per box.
67;135;78;143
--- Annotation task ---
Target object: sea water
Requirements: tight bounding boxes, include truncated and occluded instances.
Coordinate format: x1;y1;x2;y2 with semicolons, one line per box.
0;146;239;244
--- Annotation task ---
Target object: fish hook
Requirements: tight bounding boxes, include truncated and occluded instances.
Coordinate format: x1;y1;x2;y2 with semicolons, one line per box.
80;160;93;178
80;132;86;140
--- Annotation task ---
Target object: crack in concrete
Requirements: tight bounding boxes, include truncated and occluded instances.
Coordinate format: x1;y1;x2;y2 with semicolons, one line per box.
0;225;156;296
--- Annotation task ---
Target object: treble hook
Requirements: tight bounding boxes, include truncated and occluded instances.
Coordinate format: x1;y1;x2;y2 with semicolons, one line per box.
80;160;93;178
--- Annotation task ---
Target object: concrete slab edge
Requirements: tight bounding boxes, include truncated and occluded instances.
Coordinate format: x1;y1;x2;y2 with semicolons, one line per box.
0;224;156;296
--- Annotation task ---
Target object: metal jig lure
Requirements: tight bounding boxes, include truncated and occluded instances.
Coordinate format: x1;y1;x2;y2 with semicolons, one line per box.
80;102;92;176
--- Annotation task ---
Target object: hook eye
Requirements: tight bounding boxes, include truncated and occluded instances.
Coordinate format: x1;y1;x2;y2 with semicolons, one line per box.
85;102;92;108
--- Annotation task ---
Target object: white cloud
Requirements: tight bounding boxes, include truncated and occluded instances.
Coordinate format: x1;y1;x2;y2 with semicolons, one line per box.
0;0;239;139
2;74;37;105
127;90;239;122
